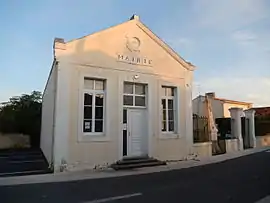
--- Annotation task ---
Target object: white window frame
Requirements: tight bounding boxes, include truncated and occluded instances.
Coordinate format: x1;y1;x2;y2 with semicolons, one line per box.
83;79;105;136
161;86;176;134
123;82;146;108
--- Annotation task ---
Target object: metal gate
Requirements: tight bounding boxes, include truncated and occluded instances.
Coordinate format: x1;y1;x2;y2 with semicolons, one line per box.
241;117;251;149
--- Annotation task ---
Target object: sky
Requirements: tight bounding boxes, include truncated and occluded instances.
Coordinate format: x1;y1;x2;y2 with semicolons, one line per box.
0;0;269;107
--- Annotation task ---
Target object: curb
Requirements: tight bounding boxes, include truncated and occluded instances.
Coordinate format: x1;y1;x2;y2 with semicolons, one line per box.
0;147;269;186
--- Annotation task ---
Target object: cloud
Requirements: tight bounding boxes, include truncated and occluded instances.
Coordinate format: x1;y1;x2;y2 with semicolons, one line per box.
231;30;257;45
191;0;269;30
193;77;270;107
169;38;193;46
167;37;194;51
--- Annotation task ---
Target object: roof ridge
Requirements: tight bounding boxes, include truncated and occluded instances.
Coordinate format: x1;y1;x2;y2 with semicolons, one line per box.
214;97;252;104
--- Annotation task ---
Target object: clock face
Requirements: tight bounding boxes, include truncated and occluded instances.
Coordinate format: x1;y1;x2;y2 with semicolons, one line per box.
126;37;140;52
130;37;140;49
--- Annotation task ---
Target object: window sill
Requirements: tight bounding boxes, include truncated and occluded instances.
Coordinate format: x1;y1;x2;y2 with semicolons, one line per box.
78;133;110;142
159;132;180;139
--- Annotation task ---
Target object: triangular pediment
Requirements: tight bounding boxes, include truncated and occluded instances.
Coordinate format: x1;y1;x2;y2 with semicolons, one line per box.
56;15;195;77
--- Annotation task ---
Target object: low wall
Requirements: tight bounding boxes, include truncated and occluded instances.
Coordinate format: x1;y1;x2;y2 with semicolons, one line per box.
193;142;212;157
0;133;30;149
226;139;238;153
256;134;270;148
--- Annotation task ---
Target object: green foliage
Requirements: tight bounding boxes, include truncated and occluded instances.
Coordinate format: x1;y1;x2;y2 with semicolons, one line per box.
0;91;42;148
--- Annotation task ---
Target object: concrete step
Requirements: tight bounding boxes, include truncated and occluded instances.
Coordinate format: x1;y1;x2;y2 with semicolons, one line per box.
122;155;150;161
116;157;158;165
111;158;166;170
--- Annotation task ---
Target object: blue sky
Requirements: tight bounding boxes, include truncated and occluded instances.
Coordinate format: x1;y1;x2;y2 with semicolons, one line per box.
0;0;269;106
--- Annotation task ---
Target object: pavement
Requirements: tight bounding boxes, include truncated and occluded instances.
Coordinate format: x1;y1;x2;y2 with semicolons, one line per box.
0;147;270;203
0;146;268;186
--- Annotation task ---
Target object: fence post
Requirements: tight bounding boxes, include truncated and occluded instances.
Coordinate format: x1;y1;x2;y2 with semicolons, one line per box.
244;109;256;148
229;108;244;151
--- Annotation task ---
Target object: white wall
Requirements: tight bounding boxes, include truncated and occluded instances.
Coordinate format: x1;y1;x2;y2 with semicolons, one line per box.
55;19;194;170
40;61;57;165
51;18;195;171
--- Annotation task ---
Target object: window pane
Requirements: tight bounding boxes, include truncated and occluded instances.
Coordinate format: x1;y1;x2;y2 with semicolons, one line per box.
95;94;104;106
84;79;94;89
123;95;133;105
163;110;166;121
168;110;174;120
135;84;145;95
168;99;174;109
162;121;166;131
123;109;127;123
95;80;104;90
95;107;103;119
167;88;174;96
84;106;92;119
161;87;166;96
83;120;92;132
124;83;133;94
84;93;92;105
162;99;166;109
95;120;103;132
135;96;145;106
169;121;174;131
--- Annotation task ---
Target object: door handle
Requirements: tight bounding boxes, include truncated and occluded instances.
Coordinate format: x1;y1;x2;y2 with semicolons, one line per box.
128;131;131;136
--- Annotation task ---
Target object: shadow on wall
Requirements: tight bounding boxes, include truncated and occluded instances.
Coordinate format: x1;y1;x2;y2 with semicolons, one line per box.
49;34;192;165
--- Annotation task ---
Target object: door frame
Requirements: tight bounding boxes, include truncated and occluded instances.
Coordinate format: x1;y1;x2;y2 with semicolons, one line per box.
123;108;149;158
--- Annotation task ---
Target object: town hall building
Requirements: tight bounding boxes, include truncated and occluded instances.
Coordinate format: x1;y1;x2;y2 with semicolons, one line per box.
40;15;196;172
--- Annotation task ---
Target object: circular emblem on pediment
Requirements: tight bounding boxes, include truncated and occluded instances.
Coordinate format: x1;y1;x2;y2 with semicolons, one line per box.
126;36;140;52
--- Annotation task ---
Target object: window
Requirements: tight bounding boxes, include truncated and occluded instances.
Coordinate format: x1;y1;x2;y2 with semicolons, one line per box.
123;83;146;107
161;86;175;132
83;78;105;133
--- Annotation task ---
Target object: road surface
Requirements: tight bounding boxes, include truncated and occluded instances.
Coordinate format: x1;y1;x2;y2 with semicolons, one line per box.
0;150;270;203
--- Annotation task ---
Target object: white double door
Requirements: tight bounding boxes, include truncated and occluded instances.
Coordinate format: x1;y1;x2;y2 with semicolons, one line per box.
127;109;148;157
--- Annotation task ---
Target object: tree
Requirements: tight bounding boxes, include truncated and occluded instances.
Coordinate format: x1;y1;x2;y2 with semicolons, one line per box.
0;91;42;148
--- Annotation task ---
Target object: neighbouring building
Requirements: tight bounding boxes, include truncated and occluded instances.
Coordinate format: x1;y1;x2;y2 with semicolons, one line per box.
193;92;253;119
40;15;196;172
252;107;270;117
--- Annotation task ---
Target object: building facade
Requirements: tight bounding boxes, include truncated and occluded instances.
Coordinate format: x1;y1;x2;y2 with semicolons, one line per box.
193;92;253;119
40;15;195;172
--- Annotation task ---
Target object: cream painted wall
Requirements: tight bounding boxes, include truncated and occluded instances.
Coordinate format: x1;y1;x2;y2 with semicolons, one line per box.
211;99;224;119
192;96;203;116
223;103;250;118
225;139;238;152
193;97;250;119
53;18;194;170
192;97;223;119
193;142;212;157
40;62;57;165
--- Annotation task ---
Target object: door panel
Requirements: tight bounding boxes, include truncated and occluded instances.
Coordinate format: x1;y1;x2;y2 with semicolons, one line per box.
127;109;148;157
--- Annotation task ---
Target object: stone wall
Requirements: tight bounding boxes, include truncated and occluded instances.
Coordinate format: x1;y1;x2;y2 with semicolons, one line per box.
256;134;270;148
0;133;30;149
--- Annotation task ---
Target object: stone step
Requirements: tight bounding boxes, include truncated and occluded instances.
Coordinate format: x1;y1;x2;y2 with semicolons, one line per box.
111;158;166;170
116;157;158;165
